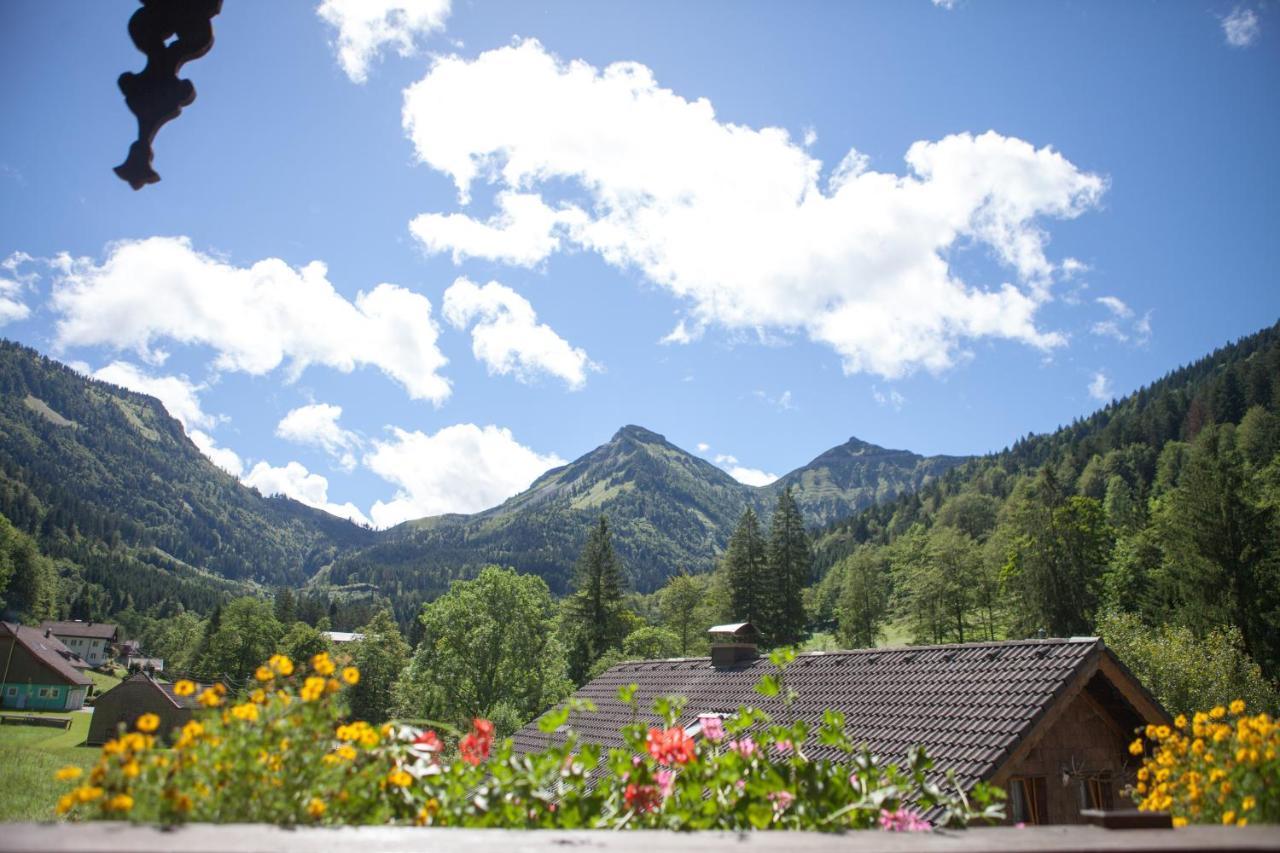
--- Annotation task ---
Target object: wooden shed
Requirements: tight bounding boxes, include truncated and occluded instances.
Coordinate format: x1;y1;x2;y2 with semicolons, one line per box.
87;672;202;745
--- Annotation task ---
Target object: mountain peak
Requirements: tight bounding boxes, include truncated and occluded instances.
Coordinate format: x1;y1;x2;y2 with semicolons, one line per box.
612;424;667;444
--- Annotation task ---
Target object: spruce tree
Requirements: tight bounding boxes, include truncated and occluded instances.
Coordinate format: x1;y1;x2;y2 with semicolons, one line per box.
565;516;627;681
723;508;767;627
766;487;811;647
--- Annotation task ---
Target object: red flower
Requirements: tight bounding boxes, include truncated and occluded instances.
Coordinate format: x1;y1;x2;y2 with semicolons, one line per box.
413;730;442;751
459;718;494;765
646;726;697;766
625;783;661;814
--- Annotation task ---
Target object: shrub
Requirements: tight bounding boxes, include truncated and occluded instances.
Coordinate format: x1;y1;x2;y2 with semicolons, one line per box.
1131;700;1279;826
55;649;1004;830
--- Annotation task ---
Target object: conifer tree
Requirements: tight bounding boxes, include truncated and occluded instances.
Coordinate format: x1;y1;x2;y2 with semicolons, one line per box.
565;516;627;681
723;508;767;627
766;487;811;647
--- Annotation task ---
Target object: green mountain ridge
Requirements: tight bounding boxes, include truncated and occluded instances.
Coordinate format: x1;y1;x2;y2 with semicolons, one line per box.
0;340;965;622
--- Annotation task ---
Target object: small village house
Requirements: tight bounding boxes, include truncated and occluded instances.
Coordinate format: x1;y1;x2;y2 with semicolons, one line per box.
0;621;93;711
87;672;203;745
39;619;119;667
514;627;1170;826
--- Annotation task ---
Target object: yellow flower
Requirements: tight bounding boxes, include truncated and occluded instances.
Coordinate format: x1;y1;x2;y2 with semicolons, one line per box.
135;713;160;733
106;794;134;813
1211;706;1226;720
1136;767;1149;781
1230;699;1246;714
336;744;357;761
1242;796;1256;811
173;679;196;697
75;786;103;803
198;688;222;708
250;688;266;704
341;666;360;686
1129;738;1145;756
1237;818;1249;827
386;769;413;788
307;797;327;819
301;676;326;702
122;760;140;779
268;654;294;676
312;652;335;676
54;766;83;782
55;794;76;816
231;702;260;723
1155;725;1171;740
255;665;274;682
1174;714;1187;729
1223;811;1236;825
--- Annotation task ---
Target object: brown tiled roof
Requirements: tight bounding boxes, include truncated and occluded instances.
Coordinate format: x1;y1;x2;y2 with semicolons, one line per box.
99;672;205;709
513;638;1153;791
0;622;93;686
40;620;119;641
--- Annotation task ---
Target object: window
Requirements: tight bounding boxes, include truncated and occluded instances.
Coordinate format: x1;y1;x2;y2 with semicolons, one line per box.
1078;775;1112;811
1008;776;1048;825
4;686;16;697
37;687;51;698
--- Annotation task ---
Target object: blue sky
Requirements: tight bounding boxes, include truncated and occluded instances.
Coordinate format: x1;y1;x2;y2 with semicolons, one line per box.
1;1;1277;527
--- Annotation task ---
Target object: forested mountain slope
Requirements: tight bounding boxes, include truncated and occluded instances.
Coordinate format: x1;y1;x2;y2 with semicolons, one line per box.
324;425;967;621
0;341;374;619
810;319;1280;682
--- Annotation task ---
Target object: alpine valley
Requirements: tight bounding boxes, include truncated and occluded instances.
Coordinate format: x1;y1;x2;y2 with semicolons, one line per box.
0;340;963;623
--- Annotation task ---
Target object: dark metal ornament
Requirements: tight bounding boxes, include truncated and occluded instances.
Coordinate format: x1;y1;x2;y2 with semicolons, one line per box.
115;0;223;190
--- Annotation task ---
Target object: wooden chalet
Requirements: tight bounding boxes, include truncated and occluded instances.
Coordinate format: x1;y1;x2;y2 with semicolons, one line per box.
514;631;1170;826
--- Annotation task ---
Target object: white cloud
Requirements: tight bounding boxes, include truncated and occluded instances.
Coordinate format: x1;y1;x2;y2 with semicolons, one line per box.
92;361;217;432
932;0;958;9
1088;371;1114;402
442;277;596;388
1222;7;1260;47
1095;295;1132;318
753;389;794;411
1091;297;1151;344
403;41;1105;380
317;0;451;83
411;191;587;266
243;460;370;525
277;403;361;471
714;453;779;487
0;251;36;325
872;385;906;410
49;237;450;403
365;424;565;527
190;430;245;478
696;442;710;453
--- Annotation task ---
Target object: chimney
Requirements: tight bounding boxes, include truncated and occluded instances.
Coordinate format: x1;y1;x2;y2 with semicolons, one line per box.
708;622;760;669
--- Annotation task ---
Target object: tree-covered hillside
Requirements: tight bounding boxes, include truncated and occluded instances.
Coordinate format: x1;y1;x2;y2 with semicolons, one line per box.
809;319;1280;685
325;425;966;622
0;341;373;619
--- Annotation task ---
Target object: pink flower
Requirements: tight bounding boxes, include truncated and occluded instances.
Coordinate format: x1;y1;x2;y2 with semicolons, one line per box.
769;790;795;813
698;714;725;742
774;739;793;756
730;736;758;758
879;808;931;832
656;768;675;799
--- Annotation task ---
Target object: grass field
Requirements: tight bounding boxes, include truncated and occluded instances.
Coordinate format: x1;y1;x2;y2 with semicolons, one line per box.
0;710;97;822
88;668;123;697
